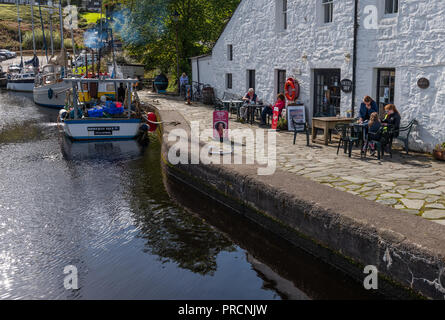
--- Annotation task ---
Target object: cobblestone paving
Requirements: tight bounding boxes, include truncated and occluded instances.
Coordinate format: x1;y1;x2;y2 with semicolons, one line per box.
141;92;445;226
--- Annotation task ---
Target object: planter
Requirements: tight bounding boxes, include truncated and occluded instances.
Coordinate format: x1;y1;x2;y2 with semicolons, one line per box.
433;150;445;161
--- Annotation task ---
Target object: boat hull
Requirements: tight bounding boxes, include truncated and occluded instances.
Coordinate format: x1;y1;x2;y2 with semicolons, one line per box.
33;82;69;109
63;119;142;140
6;79;35;92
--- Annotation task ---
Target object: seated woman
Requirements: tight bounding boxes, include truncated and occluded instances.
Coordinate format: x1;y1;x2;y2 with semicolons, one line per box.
381;104;401;138
359;96;379;123
240;88;258;122
260;93;286;126
366;112;382;155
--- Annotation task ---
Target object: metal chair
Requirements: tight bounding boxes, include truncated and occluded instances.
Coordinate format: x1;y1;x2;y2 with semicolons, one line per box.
395;119;417;155
334;123;359;158
292;117;311;147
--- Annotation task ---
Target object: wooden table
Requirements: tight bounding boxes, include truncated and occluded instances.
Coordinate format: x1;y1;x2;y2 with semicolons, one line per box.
312;117;355;145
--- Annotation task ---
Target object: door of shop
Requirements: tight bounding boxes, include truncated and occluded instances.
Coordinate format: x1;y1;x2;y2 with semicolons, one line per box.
376;68;396;117
313;69;341;117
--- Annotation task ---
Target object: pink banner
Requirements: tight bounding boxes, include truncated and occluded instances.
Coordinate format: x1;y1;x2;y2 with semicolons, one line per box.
213;110;229;140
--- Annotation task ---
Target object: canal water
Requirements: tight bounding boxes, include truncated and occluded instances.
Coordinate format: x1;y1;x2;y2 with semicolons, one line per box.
0;90;381;300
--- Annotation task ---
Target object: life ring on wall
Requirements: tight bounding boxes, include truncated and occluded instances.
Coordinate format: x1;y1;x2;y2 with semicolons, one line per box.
48;88;54;100
285;78;300;101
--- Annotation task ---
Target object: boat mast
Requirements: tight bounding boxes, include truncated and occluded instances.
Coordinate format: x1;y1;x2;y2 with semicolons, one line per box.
59;0;64;50
30;0;36;55
16;0;23;68
37;0;48;62
67;0;76;61
49;1;54;57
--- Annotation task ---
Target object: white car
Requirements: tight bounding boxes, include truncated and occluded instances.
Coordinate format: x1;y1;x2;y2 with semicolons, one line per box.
0;49;17;59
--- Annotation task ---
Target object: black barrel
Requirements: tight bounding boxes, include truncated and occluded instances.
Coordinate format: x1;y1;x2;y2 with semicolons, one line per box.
154;74;169;92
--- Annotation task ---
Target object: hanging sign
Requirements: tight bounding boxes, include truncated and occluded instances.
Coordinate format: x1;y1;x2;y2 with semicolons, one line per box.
417;78;430;89
340;79;353;93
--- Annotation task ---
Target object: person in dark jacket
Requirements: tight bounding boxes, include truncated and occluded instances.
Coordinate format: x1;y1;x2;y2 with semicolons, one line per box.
381;104;401;138
359;96;379;123
117;83;125;102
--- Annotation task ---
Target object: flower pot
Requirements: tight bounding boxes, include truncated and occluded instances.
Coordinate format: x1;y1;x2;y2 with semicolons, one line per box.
433;150;445;161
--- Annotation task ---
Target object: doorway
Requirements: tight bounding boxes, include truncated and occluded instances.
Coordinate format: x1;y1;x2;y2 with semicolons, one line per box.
313;69;341;117
376;68;396;117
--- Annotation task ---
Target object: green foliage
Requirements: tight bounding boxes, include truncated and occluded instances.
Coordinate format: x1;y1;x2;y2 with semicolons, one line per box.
110;0;241;82
277;117;288;130
22;29;78;50
435;143;445;151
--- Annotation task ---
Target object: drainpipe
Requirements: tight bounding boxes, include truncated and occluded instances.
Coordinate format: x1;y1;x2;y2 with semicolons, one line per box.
197;57;200;84
352;0;359;117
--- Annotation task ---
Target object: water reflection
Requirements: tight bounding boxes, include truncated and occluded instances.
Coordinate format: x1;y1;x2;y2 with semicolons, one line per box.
124;138;237;275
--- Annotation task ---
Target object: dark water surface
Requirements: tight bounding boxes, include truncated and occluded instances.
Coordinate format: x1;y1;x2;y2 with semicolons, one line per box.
0;90;381;300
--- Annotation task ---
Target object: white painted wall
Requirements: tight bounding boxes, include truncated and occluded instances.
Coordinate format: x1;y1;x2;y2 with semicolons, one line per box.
193;0;445;151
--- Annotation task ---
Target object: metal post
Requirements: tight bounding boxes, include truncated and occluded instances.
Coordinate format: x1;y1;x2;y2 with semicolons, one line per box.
127;83;132;119
59;0;64;50
49;2;54;57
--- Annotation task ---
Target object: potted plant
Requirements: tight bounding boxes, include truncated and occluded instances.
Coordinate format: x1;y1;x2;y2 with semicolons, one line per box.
277;118;288;131
433;143;445;161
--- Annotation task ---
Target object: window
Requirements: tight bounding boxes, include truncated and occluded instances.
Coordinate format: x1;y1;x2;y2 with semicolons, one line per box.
385;0;398;15
247;70;256;90
322;0;333;23
376;69;396;117
226;73;232;89
277;70;286;94
227;45;233;61
282;0;288;30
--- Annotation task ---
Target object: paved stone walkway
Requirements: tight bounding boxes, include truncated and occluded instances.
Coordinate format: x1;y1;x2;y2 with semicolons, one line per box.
140;91;445;226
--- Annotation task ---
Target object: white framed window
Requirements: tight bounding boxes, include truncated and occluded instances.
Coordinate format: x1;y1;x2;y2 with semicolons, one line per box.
385;0;398;15
322;0;333;23
282;0;288;30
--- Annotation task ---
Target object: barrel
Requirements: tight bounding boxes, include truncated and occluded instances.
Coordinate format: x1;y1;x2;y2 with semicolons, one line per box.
154;74;169;92
202;86;215;105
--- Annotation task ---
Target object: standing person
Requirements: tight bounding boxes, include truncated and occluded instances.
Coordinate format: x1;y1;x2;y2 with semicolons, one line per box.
358;96;379;123
117;83;125;102
260;93;286;126
240;88;259;122
179;72;189;97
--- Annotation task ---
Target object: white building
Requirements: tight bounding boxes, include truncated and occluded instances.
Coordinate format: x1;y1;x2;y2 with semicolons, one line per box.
191;0;445;152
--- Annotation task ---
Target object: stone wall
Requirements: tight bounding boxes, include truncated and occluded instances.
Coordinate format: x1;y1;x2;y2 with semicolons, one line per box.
192;0;445;152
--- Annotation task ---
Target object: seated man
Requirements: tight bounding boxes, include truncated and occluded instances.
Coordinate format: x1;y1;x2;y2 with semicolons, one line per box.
260;93;286;126
359;96;379;123
240;88;259;122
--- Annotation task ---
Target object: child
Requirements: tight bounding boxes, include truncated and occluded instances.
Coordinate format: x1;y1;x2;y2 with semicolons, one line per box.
367;112;382;155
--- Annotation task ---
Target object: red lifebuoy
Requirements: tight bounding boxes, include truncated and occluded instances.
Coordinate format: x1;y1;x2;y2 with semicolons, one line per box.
285;78;300;101
146;112;158;132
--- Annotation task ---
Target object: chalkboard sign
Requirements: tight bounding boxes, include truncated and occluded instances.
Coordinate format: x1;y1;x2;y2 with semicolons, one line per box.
340;79;353;93
417;78;430;89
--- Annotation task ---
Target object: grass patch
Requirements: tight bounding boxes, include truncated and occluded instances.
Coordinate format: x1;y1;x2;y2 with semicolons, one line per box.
80;12;103;25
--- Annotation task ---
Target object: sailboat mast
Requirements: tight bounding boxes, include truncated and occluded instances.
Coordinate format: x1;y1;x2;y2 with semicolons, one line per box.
38;0;48;62
16;0;23;67
67;0;76;59
30;0;36;55
59;0;64;50
49;1;54;57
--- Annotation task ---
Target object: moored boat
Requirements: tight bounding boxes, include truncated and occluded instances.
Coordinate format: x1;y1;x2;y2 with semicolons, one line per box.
59;78;148;141
34;64;70;109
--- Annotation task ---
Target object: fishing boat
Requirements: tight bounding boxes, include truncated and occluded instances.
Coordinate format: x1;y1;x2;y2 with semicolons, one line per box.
33;64;69;108
59;78;148;141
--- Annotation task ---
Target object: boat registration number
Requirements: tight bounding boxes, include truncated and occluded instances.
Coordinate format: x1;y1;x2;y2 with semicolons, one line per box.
88;126;121;136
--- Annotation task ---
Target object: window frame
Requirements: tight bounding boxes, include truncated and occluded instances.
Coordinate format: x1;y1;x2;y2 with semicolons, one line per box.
226;73;233;90
384;0;399;15
227;44;233;61
247;70;256;91
322;0;334;24
282;0;288;30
